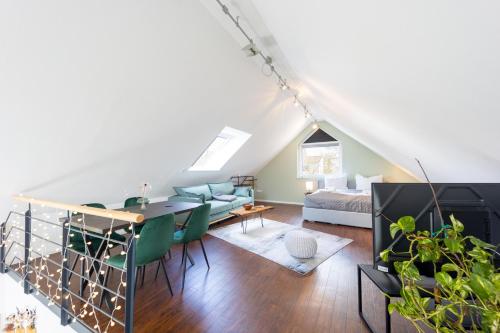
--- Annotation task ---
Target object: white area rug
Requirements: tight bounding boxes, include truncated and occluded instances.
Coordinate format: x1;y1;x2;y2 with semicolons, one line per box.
207;219;353;275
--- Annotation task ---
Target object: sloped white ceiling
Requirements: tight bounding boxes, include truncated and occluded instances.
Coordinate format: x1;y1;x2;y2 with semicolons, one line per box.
0;0;308;215
215;0;500;182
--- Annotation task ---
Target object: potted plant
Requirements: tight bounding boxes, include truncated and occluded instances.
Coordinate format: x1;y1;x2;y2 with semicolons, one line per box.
380;160;499;332
380;214;499;332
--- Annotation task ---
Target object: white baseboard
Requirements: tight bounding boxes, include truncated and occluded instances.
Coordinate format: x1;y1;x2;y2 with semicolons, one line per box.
255;199;304;206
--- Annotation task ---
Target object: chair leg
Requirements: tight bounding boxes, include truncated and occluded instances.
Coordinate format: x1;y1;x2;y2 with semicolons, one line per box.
141;265;146;287
134;267;139;294
199;239;210;269
182;244;188;290
155;261;161;281
168;249;172;260
160;257;173;296
180;244;186;268
99;265;111;308
187;250;194;266
68;254;80;282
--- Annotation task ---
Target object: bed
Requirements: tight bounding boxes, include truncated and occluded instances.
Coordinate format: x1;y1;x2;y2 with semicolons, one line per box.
302;189;372;228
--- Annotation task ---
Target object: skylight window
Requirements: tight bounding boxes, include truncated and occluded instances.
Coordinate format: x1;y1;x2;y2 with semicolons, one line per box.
189;126;251;171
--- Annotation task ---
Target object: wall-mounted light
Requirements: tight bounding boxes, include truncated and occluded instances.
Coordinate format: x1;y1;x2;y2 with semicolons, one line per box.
217;0;319;125
242;42;259;57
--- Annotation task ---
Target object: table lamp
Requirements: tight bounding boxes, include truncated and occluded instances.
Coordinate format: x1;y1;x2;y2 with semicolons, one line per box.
305;181;314;194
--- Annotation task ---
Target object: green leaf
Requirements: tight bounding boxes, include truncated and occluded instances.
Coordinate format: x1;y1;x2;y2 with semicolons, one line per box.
417;230;430;237
397;216;415;233
481;309;500;333
418;248;434;262
394;261;421;281
406;264;421;280
380;249;390;262
420;297;431;309
469;273;495;301
441;263;460;272
401;285;421;303
389;223;401;239
394;261;403;274
417;238;440;262
493;273;500;292
469;236;496;249
435;272;453;288
433;304;446;326
443;238;462;253
449;214;464;232
468;246;490;263
472;262;494;278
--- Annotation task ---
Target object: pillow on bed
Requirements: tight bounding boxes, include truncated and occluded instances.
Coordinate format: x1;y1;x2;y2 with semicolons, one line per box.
324;174;348;191
355;174;383;192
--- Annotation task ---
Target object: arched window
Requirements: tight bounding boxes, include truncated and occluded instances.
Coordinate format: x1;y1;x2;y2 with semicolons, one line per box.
298;128;342;178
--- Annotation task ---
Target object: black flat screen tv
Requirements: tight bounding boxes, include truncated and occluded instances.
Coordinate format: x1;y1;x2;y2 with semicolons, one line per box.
372;183;500;275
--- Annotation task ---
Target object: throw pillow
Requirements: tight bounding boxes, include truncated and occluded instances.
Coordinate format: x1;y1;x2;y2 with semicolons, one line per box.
174;184;212;200
184;192;205;203
234;186;251;197
212;194;237;202
207;182;235;195
324;174;348;191
355;174;383;192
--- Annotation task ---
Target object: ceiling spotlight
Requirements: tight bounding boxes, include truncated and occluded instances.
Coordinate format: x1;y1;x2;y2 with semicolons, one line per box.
280;82;288;90
312;122;319;130
293;96;299;107
242;43;259;57
305;111;311;119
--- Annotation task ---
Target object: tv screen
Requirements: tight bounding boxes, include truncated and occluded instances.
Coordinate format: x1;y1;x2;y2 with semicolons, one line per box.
372;183;500;274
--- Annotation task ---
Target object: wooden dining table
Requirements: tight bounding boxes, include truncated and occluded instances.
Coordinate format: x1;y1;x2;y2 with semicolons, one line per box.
62;201;202;307
67;201;202;234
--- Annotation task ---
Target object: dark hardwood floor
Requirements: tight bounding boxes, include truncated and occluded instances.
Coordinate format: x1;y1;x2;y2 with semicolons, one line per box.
129;202;373;333
14;202;373;332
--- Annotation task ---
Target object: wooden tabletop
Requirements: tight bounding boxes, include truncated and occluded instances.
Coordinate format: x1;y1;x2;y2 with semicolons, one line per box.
63;201;201;234
230;205;273;217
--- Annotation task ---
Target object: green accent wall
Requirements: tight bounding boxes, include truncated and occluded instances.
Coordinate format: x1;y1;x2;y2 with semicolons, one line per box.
255;121;419;203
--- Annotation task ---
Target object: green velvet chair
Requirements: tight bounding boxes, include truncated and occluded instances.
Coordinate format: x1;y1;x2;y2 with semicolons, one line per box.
68;203;126;295
102;213;175;304
124;197;148;234
173;203;211;289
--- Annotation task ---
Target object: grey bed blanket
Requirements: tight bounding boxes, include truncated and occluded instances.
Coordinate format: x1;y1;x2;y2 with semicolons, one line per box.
304;190;372;213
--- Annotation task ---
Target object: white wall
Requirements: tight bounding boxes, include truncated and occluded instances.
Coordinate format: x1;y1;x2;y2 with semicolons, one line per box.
0;0;309;218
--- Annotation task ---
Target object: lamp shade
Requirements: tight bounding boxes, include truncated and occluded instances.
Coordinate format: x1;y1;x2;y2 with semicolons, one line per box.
305;181;314;192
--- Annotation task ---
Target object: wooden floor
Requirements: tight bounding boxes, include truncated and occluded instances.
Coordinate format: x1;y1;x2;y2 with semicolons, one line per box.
13;203;374;333
127;202;373;333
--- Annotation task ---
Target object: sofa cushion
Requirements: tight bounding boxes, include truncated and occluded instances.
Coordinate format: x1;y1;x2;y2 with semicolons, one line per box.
208;182;235;195
231;197;253;208
212;194;237;202
206;200;232;215
234;186;251;197
174;184;212;201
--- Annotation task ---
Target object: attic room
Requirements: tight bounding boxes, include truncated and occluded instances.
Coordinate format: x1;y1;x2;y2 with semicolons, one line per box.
1;1;499;333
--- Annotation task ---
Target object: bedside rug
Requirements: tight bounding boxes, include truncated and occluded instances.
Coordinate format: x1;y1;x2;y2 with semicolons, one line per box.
207;219;352;275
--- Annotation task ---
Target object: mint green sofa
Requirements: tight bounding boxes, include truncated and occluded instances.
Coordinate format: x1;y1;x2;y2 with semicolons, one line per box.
168;182;254;223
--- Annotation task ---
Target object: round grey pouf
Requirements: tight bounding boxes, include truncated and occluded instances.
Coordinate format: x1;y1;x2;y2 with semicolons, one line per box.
284;230;318;259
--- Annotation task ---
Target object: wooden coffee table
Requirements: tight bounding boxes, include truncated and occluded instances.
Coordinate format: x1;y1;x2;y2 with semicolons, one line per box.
230;205;273;234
